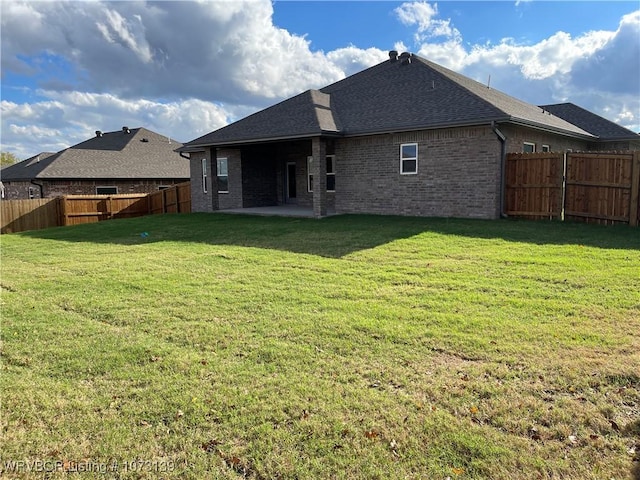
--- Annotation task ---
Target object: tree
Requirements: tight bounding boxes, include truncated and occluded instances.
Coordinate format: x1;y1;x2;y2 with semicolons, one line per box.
1;152;19;167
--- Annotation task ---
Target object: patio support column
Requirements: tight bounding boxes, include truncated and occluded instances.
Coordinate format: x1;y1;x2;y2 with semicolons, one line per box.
311;137;327;218
207;146;219;211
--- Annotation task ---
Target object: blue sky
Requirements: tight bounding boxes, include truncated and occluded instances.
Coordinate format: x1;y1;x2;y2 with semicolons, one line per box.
274;1;633;50
1;1;639;159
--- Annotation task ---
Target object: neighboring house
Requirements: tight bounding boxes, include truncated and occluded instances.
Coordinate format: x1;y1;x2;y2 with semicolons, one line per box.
180;51;639;219
1;127;188;200
539;102;640;151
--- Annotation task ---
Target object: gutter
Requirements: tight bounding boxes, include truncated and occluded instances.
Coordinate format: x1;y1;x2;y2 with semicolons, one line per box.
30;179;44;198
507;118;595;141
492;122;507;218
181;130;343;151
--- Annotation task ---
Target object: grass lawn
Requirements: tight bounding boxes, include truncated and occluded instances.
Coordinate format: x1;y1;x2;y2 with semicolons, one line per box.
1;213;639;479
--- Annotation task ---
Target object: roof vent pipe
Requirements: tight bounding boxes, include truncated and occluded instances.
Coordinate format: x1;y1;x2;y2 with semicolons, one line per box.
96;130;103;137
123;126;130;134
399;51;411;65
389;50;398;61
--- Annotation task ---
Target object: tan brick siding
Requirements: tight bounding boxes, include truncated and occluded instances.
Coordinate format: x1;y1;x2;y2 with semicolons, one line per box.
335;126;502;219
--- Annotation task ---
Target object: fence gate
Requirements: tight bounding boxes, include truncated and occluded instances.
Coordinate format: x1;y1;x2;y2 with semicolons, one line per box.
504;152;564;220
505;151;640;226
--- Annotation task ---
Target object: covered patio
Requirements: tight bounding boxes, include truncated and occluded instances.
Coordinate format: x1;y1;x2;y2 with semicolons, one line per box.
219;205;337;218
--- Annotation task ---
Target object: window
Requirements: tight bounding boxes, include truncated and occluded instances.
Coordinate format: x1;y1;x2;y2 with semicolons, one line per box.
523;142;536;153
326;155;335;192
96;186;118;194
28;186;37;199
307;155;336;192
400;143;418;175
217;157;229;193
542;144;550;152
201;158;208;193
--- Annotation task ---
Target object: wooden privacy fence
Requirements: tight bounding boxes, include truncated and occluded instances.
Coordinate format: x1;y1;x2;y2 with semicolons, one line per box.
505;151;640;226
1;182;191;234
0;198;61;234
148;181;191;214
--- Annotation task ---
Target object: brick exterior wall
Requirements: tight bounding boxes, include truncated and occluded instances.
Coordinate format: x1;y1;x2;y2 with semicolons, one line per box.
189;152;211;212
2;179;186;200
219;149;243;210
501;125;590;153
335;126;503;219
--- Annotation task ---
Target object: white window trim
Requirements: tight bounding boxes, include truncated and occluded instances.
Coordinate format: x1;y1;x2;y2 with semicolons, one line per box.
523;142;536;153
400;143;418;175
217;157;229;194
307;155;336;193
201;158;208;193
542;144;550;152
96;186;118;195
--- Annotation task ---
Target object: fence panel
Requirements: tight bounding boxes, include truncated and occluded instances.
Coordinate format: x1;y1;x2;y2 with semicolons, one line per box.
176;182;191;213
504;153;564;220
61;194;149;226
1;198;61;233
148;182;191;214
2;182;191;234
565;152;634;225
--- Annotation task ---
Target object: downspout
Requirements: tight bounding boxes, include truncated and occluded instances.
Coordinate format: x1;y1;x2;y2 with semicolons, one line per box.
492;122;508;218
179;152;190;160
30;179;44;198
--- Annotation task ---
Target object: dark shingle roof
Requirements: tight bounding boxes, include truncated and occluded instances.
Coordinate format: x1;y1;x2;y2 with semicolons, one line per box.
1;128;188;181
0;152;57;181
540;102;640;141
185;90;341;148
183;53;593;149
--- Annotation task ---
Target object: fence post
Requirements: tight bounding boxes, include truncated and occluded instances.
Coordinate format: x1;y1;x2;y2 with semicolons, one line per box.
630;151;640;227
60;196;68;226
56;197;63;227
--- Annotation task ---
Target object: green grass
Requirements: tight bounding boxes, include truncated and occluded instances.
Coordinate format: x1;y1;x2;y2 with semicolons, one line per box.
1;213;639;479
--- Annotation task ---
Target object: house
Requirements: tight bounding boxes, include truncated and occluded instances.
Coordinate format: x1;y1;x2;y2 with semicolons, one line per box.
180;51;639;219
1;127;188;200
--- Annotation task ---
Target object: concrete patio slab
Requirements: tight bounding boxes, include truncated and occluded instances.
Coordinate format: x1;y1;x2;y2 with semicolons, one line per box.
219;206;337;218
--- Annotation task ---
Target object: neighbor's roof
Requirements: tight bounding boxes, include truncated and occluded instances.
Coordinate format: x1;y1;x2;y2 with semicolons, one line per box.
1;127;188;181
540;102;640;141
183;53;593;149
0;152;57;181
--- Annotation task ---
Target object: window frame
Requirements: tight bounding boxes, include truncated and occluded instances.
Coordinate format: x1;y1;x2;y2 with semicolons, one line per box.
541;144;550;152
307;155;336;193
201;158;208;193
400;143;418;175
96;186;118;195
523;142;536;153
217;157;229;194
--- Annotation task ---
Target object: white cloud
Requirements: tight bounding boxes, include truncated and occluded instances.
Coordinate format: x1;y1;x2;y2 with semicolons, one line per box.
8;124;61;138
0;0;347;104
412;6;639;132
1;94;234;159
394;1;461;43
96;9;154;63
